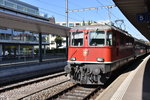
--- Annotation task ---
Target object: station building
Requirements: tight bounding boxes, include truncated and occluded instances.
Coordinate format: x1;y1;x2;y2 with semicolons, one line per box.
0;0;50;60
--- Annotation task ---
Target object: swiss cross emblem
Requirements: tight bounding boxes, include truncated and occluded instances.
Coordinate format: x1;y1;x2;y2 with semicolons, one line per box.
83;49;89;57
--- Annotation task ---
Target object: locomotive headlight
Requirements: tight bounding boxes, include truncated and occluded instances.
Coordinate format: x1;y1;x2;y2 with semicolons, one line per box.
70;57;76;61
97;58;104;62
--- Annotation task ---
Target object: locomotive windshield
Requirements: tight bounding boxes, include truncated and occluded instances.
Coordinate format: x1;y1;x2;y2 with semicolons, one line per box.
71;31;84;46
89;31;105;46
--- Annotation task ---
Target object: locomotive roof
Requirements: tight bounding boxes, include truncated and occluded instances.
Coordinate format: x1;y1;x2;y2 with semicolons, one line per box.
71;24;132;37
71;24;112;31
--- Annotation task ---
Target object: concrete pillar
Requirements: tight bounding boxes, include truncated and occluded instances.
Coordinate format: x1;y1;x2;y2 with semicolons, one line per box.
0;44;2;61
18;45;21;59
2;46;5;57
44;45;46;56
32;46;34;58
39;33;42;62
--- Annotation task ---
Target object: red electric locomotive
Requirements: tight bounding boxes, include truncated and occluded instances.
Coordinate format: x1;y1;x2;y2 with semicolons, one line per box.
65;23;145;84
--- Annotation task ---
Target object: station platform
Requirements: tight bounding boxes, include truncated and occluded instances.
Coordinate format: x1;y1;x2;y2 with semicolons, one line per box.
121;55;150;100
96;55;150;100
0;57;66;85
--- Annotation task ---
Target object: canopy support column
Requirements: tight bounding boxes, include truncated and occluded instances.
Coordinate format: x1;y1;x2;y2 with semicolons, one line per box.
39;33;42;62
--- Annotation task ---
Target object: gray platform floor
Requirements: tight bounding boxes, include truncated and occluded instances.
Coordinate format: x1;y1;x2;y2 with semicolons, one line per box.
96;55;150;100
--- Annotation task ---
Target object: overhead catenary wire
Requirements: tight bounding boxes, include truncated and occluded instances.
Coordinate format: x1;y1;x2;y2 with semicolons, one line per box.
95;0;138;33
23;0;82;21
34;0;84;21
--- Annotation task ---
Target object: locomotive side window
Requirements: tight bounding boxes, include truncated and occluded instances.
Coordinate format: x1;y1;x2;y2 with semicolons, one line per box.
106;31;112;46
89;31;105;46
112;32;116;46
71;31;84;46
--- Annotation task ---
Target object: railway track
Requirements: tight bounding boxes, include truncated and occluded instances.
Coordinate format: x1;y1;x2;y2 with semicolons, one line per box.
0;72;67;94
0;71;74;100
1;58;144;100
0;70;102;100
18;79;71;100
47;84;102;100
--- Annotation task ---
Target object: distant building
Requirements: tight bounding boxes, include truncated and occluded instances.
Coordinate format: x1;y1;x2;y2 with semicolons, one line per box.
56;21;96;27
0;0;50;60
48;16;55;24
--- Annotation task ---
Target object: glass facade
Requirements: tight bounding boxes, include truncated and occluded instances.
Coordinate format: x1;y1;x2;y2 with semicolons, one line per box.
2;45;33;57
0;28;12;40
0;0;39;16
0;0;49;60
0;28;49;58
0;28;49;43
13;30;22;41
0;0;48;19
42;34;49;43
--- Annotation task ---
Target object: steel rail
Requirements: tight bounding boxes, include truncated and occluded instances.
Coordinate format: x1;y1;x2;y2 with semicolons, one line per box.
0;72;66;93
46;84;102;100
18;79;70;100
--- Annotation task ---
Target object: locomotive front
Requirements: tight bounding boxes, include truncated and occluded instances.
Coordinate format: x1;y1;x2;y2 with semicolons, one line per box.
65;25;113;84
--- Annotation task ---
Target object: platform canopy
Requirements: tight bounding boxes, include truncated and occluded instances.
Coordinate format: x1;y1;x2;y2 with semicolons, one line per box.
0;11;70;37
113;0;150;41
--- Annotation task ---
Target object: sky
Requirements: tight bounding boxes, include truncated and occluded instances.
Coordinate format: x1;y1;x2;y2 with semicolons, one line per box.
21;0;148;41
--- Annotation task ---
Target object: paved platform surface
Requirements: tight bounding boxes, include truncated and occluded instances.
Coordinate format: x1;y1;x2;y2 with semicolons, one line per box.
122;55;150;100
0;59;66;85
96;55;150;100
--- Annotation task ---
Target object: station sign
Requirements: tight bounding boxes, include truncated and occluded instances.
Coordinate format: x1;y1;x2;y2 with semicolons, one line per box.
136;13;150;22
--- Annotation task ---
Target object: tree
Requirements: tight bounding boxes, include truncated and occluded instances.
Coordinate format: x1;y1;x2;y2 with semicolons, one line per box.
88;20;92;25
82;20;85;26
55;36;63;48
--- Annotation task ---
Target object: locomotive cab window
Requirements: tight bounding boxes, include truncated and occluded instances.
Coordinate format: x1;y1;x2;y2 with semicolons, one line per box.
106;31;112;46
89;30;105;46
71;31;84;46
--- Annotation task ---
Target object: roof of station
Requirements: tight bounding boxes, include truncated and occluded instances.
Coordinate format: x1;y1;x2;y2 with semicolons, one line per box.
113;0;150;41
0;11;70;37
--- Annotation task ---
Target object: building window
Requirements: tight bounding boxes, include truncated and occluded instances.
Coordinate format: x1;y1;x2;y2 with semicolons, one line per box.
62;23;66;26
56;23;60;25
42;34;49;43
0;28;12;40
69;23;74;27
76;23;80;26
24;31;33;41
17;4;24;12
13;30;23;41
26;8;36;15
33;33;39;42
0;0;4;5
5;0;16;9
2;0;39;16
50;41;55;45
0;33;5;40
